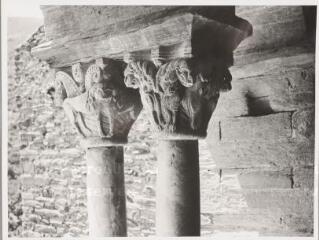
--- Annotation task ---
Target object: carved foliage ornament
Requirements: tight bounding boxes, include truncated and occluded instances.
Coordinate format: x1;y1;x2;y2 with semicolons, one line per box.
124;58;231;138
55;59;142;140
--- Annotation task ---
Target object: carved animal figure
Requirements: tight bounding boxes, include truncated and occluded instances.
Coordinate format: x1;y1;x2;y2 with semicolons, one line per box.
156;59;194;132
56;64;115;138
181;66;232;131
181;76;204;130
124;61;164;130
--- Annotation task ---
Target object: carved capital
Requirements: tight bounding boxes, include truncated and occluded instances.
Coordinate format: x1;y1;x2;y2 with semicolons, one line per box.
124;58;231;139
55;58;142;146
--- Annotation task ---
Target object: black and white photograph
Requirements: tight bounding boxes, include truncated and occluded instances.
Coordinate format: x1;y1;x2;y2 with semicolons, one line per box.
2;0;318;238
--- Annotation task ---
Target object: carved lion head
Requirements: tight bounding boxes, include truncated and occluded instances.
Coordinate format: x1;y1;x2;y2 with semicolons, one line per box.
174;59;194;88
156;59;194;96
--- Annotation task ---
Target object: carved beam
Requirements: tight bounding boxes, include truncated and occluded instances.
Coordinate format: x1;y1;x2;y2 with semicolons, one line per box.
54;58;142;236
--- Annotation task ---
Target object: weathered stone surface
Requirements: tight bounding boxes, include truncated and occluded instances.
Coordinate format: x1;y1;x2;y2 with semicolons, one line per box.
292;108;315;140
124;58;229;139
21;230;42;237
236;6;305;54
206;210;313;236
209;112;293;143
156;140;200;236
281;214;314;235
207;139;313;169
200;169;313;235
221;168;293;189
86;146;127;236
42;6;240;40
20;174;50;186
211;53;315;118
27;214;41;223
234;44;315;67
21;200;43;208
293;167;314;189
207;109;314;169
55;59;142;143
204;8;315;236
21;192;34;200
35;224;57;234
34;209;63;218
232;53;314;80
33;7;251;67
243;189;313;216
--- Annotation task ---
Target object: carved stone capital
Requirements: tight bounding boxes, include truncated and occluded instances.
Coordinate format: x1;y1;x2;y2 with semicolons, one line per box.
124;58;231;139
55;58;142;146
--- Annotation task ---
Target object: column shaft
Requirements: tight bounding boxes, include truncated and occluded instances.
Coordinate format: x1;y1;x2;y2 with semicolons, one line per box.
86;146;127;237
156;140;200;236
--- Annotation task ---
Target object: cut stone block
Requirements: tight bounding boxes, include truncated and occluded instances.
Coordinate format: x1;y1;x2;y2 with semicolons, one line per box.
293;166;314;189
211;53;315;118
236;6;305;53
243;189;313;217
206;139;314;168
32;7;251;67
221;168;293;189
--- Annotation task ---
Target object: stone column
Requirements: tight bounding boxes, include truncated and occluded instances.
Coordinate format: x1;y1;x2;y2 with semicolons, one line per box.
31;7;252;236
124;58;232;236
86;146;126;236
156;140;200;236
54;58;142;237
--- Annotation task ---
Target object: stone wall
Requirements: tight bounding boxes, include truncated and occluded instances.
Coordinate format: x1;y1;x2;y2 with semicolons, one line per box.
206;6;315;235
8;27;87;237
8;6;315;237
8;27;160;237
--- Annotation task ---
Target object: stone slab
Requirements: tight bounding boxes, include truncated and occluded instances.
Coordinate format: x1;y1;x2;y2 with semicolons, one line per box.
32;10;251;67
206;139;314;169
210;112;293;143
236;6;305;53
293;166;314;189
212;53;315;118
242;189;313;217
221;168;293;189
